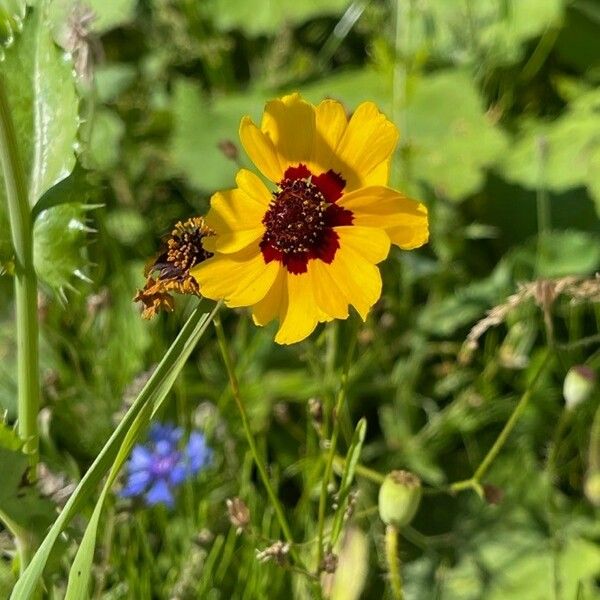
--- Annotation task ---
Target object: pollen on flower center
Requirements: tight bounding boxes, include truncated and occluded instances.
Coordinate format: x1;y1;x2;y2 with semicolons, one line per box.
262;179;328;256
259;166;353;275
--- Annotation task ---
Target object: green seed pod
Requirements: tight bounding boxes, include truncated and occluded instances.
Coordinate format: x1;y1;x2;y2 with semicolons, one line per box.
563;365;597;410
378;470;422;528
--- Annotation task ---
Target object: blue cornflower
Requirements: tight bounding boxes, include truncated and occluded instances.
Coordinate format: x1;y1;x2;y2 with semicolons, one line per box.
120;423;212;508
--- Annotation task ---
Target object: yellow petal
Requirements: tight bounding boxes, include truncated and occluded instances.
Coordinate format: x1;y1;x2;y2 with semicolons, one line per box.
335;225;390;264
252;267;286;326
210;227;265;254
274;272;321;345
191;248;278;307
326;246;383;321
312;98;348;173
309;259;349;319
261;93;316;171
335;102;399;190
239;116;284;183
235;169;273;207
339;186;428;249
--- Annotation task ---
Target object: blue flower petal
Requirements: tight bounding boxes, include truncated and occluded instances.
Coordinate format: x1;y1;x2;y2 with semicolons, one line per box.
120;470;152;498
145;479;174;507
169;463;188;486
129;445;153;472
149;423;183;445
186;432;212;474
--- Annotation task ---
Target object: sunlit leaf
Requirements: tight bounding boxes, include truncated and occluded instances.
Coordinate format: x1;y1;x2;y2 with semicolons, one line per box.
405;69;507;201
500;89;600;215
205;0;350;36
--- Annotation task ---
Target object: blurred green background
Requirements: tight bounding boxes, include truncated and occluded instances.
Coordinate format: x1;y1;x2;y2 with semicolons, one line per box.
1;0;600;597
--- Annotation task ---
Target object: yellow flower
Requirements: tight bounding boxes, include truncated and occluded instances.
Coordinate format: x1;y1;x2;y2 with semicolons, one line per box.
191;93;428;344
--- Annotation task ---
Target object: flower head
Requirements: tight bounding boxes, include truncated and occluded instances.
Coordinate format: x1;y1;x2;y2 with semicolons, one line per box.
191;93;428;344
135;217;214;319
120;423;212;508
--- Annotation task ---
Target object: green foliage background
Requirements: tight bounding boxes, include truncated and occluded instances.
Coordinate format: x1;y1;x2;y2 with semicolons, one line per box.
1;0;600;598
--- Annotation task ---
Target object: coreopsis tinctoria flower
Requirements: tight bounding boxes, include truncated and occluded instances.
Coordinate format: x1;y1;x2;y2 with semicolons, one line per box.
190;93;428;344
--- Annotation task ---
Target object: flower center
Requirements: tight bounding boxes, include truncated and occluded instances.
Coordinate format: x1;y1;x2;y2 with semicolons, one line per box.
260;166;353;275
262;179;329;257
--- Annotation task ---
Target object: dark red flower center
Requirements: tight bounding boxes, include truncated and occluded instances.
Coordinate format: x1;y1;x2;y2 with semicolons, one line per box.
260;164;353;274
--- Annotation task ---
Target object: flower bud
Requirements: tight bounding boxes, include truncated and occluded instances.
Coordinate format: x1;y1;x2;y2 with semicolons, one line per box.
584;472;600;507
563;365;597;410
378;470;421;528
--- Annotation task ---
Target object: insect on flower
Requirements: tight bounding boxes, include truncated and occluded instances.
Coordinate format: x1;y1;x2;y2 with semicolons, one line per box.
120;423;212;508
190;93;429;344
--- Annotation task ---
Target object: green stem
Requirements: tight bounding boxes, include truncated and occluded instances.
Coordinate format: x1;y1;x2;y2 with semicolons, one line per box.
450;350;551;494
213;318;303;568
385;525;404;600
316;329;356;571
0;76;40;571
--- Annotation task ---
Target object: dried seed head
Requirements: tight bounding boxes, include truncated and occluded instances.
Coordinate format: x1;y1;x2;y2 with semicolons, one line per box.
255;540;290;565
226;497;250;534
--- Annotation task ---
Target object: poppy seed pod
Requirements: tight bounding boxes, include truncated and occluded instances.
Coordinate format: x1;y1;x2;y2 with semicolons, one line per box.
378;470;422;528
563;365;597;410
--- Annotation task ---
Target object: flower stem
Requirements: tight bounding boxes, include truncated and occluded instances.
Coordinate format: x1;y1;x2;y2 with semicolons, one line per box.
450;350;551;494
0;76;40;572
385;525;404;600
316;327;356;571
213;317;302;567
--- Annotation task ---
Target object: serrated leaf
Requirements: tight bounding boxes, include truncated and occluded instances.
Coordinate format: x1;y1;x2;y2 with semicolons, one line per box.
0;0;26;47
33;203;92;292
0;4;79;264
31;163;94;219
405;69;507;200
11;302;219;600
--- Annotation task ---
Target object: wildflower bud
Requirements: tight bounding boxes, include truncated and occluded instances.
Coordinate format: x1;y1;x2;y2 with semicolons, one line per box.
483;483;504;506
378;470;421;528
563;365;597;410
226;497;250;534
217;139;239;161
584;472;600;507
308;397;323;426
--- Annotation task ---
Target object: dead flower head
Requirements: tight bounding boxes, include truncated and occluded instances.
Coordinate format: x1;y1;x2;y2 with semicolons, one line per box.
256;541;290;565
226;497;251;534
135;217;214;319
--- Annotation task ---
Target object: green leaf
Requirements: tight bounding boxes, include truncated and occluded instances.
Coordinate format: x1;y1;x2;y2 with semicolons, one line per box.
0;0;26;47
10;302;220;600
204;0;350;36
500;90;600;215
330;418;366;548
0;4;79;262
170;79;266;192
405;69;507;201
33;203;94;293
31;163;95;219
88;109;125;171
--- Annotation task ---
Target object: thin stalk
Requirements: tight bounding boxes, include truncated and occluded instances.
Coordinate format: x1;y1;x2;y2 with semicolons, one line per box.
385;525;404;600
0;76;40;572
0;77;39;472
316;330;356;570
213;318;303;569
450;350;551;494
